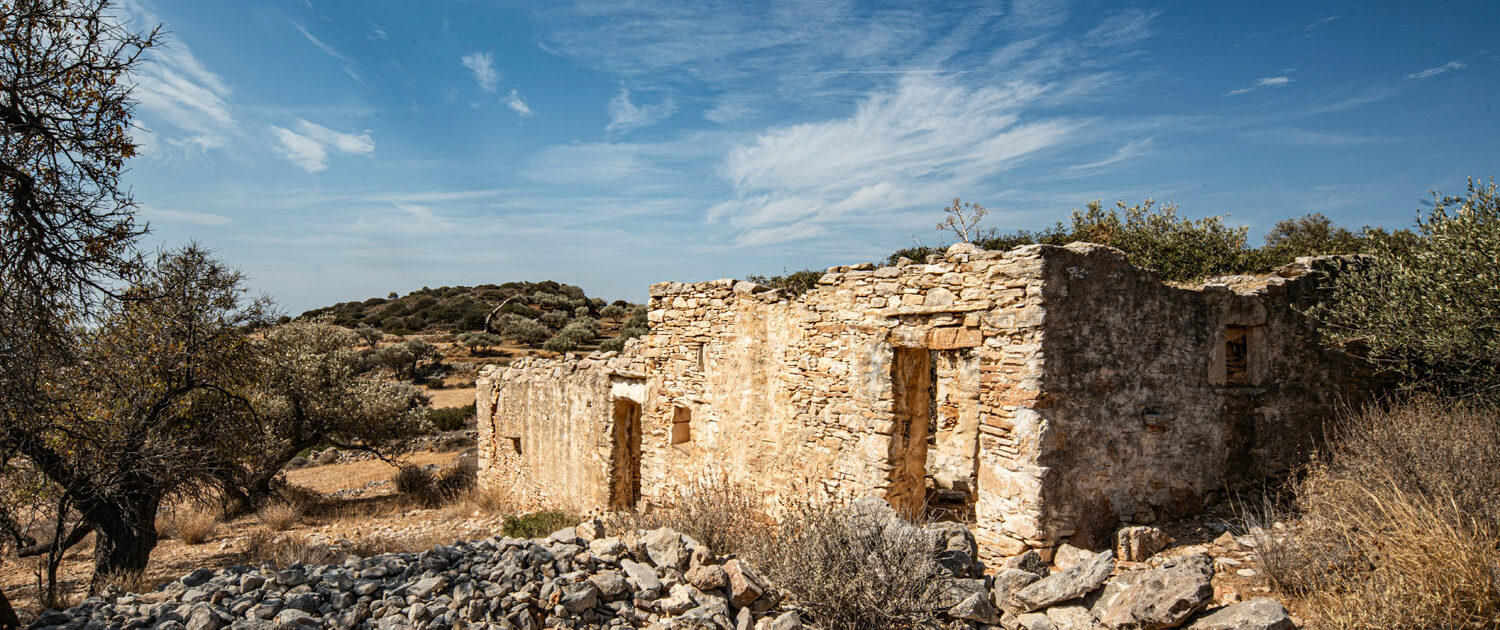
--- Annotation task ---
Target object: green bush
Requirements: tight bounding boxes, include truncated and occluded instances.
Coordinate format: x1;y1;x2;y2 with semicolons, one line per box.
542;335;577;352
746;269;824;297
540;310;570;328
1312;178;1500;405
456;331;501;355
502;510;578;540
501;318;550;345
428;403;475;431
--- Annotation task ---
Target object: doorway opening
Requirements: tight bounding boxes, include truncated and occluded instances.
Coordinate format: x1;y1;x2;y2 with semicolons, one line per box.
888;347;933;516
609;398;642;509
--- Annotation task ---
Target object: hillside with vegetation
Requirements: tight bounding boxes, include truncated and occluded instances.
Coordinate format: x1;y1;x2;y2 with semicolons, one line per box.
297;281;649;354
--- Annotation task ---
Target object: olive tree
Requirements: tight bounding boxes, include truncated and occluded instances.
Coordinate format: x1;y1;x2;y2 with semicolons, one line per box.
219;321;429;512
26;246;268;582
1312;178;1500;405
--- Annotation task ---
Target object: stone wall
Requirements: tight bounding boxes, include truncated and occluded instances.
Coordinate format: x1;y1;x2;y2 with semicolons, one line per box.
476;242;1378;560
1028;245;1376;548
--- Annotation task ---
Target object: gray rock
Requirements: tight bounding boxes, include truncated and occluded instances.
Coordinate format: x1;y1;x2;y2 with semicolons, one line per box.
185;605;221;630
657;583;701;615
769;612;802;630
1115;527;1171;563
560;582;601;613
182;569;217;588
1016;612;1059;630
643;528;688;571
588;537;626;558
948;591;1000;625
620;558;663;592
407;576;449;599
1184;598;1295;630
589;571;631;600
1017;551;1115;611
1045;604;1101;630
239;575;265;592
1093;554;1213;630
271;609;319;630
1004;550;1051;577
992;568;1042;614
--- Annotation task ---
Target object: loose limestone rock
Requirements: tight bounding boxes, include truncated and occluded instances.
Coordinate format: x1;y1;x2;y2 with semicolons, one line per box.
1115;527;1172;563
1017;551;1116;611
1094;554;1214;630
1184;598;1295;630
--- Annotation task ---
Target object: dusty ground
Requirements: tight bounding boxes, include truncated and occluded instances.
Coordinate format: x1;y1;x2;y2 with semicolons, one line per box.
0;446;504;620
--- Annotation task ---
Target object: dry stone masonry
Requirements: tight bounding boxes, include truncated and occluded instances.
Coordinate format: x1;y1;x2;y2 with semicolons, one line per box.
477;242;1378;560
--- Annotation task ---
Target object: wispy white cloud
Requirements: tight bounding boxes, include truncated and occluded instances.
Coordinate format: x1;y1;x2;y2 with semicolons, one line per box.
606;89;676;132
505;89;534;117
708;74;1075;246
1306;15;1340;30
1240;127;1382;147
1066;138;1153;172
1406;60;1466;80
141;205;232;226
293;22;351;64
462;52;500;92
293;22;362;82
1227;75;1294;96
122;1;237;155
1004;0;1070;31
704;94;758;124
270;120;374;172
1085;8;1159;48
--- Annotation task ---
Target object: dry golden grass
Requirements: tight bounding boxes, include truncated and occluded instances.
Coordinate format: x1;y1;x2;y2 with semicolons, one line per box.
159;506;220;545
256;501;303;532
1258;398;1500;629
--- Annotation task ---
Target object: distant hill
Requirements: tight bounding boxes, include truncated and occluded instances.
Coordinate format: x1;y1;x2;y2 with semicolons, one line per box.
297;281;639;337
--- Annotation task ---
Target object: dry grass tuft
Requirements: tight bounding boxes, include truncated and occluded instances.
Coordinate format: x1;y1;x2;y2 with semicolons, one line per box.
242;531;340;568
1258;398;1500;629
160;505;220;545
607;470;773;558
393;461;476;509
256;501;303;532
95;569;159;595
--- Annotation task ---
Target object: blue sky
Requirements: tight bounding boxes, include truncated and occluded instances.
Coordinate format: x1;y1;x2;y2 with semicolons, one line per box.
118;0;1498;312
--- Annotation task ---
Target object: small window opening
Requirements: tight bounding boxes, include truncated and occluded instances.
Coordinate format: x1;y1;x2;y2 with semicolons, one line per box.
509;437;523;455
671;406;692;445
697;344;707;370
1225;325;1250;385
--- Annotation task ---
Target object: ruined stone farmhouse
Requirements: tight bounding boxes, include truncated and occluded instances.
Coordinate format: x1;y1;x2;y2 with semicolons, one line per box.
476;242;1375;560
